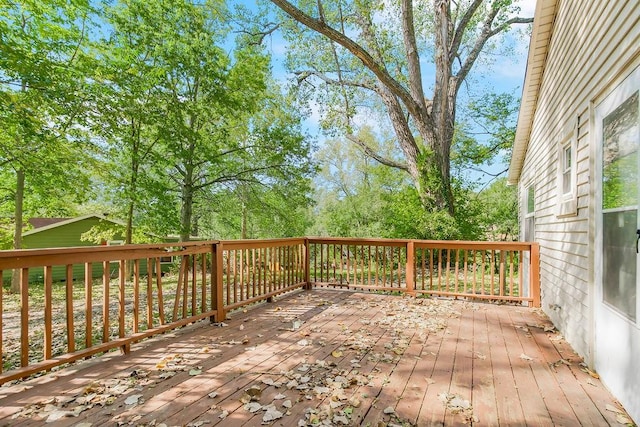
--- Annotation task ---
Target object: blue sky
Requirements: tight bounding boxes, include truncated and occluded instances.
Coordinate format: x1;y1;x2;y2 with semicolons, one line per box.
239;0;537;183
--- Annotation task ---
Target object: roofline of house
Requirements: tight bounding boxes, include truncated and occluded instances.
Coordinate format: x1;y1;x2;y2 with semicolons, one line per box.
507;0;559;185
23;214;126;237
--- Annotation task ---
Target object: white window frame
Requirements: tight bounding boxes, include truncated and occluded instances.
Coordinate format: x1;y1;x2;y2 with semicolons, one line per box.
557;119;578;217
562;144;572;195
525;184;535;218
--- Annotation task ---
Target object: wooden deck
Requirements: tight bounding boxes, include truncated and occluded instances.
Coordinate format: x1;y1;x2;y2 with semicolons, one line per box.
0;289;630;426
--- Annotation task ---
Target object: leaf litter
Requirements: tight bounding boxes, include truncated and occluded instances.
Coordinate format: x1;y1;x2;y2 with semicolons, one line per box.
11;351;206;422
233;296;457;426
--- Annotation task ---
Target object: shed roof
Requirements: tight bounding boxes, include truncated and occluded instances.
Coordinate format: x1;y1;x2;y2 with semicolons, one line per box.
23;214;125;237
507;0;559;184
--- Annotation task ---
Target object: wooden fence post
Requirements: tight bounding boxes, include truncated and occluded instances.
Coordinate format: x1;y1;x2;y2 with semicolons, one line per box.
304;238;311;290
212;242;226;322
530;243;541;307
406;240;415;296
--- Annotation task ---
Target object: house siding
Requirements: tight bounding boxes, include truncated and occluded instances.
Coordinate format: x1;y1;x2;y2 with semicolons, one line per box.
518;0;640;364
23;217;110;249
22;217;126;283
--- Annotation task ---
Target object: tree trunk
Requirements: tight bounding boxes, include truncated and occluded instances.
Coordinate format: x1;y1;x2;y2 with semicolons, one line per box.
126;201;134;244
241;202;247;239
179;165;194;242
11;169;25;293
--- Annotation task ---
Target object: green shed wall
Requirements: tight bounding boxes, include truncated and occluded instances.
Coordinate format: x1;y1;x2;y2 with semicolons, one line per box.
22;217;127;283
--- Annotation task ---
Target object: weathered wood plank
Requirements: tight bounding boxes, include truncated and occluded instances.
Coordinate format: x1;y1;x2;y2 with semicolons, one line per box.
0;292;633;427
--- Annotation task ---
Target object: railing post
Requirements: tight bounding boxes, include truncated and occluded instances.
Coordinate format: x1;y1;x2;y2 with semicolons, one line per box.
530;243;541;307
212;242;226;322
304;238;311;290
406;240;415;296
20;268;29;368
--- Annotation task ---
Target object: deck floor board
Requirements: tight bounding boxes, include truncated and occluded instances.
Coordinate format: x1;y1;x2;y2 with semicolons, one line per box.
0;290;632;426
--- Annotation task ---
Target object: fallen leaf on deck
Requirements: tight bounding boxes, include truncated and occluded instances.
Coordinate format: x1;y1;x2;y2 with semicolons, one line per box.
244;385;262;402
124;394;143;405
348;397;361;408
208;392;218;399
239;324;245;330
189;369;202;376
606;404;625;414
331;350;343;358
383;406;395;415
45;410;74;423
282;400;292;409
262;406;283;423
616;414;633;424
212;322;228;327
219;410;228;419
297;339;311;346
333;415;350;425
274;393;287;400
262;378;276;386
581;367;600;379
244;402;263;413
519;353;533;361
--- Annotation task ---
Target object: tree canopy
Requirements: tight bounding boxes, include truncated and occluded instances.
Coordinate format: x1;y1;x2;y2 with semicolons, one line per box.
0;0;523;261
268;0;531;219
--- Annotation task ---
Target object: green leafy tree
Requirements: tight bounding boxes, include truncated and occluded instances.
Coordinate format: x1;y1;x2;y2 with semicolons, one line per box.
88;0;171;244
0;0;95;290
476;178;518;241
268;0;532;219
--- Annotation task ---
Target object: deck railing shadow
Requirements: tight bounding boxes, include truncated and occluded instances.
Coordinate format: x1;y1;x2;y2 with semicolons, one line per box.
0;237;539;385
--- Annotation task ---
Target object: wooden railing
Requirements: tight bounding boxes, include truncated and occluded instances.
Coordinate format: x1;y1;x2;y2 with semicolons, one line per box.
0;237;539;384
307;238;540;305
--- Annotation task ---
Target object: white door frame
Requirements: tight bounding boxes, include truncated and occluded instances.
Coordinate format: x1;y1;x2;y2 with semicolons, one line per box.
594;64;640;423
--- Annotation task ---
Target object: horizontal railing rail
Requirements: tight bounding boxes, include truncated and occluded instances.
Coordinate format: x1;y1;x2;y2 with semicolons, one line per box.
0;236;539;384
306;238;540;307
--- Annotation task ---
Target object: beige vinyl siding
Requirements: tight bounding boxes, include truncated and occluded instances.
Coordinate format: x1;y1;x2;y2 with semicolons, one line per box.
518;0;639;362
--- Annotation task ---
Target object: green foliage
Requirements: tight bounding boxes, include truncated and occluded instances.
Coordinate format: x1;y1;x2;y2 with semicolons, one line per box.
310;136;518;242
80;220;163;244
453;92;519;175
475;178;518;241
0;0;96;251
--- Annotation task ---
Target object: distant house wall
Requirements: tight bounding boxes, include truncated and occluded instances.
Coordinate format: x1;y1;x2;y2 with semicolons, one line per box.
517;0;639;363
22;216;126;283
23;217;119;249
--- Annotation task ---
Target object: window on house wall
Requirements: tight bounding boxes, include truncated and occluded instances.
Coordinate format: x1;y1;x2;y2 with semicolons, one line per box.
557;119;579;216
526;185;535;215
525;185;535;241
562;144;572;195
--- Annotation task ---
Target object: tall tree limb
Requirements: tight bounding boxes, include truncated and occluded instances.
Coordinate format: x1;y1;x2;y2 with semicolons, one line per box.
345;134;409;172
269;0;423;120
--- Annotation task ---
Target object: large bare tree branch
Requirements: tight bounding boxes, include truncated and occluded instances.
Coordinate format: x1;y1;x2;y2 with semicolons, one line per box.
449;0;483;62
455;13;533;93
345;134;409;172
269;0;424;120
378;86;422;183
295;70;378;92
400;0;427;112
